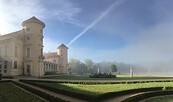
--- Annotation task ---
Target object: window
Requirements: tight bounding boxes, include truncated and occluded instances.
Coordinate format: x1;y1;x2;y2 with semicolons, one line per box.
41;38;43;41
53;60;56;63
0;48;1;56
0;61;2;70
27;36;30;40
14;47;17;57
27;65;30;74
40;29;43;33
40;48;43;56
4;70;7;73
26;28;30;32
14;61;17;69
26;48;30;57
4;61;7;69
5;46;8;57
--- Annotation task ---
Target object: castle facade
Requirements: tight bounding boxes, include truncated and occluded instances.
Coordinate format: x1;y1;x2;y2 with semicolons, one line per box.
0;17;68;77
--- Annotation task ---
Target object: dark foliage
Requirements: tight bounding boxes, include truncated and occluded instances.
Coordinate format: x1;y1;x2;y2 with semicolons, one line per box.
89;73;116;78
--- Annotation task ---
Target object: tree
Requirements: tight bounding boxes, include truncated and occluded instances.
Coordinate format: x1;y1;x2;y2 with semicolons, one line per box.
68;59;81;74
78;63;88;74
84;59;93;73
110;64;117;73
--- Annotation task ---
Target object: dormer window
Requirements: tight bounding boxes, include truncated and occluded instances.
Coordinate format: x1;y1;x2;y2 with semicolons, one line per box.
26;28;30;32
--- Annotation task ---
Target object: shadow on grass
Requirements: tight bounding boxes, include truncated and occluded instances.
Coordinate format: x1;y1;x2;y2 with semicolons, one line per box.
21;80;100;101
21;80;167;102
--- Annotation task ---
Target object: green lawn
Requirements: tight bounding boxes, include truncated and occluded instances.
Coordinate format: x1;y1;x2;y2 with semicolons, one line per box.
32;81;173;95
43;74;173;80
144;95;173;102
0;83;44;102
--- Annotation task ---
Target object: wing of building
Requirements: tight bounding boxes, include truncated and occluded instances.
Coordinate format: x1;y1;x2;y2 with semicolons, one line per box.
0;16;68;77
43;44;68;74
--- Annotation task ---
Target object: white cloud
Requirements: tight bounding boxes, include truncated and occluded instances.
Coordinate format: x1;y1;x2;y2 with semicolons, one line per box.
0;0;81;34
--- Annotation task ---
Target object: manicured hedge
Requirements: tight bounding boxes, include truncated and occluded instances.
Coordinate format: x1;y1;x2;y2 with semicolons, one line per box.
20;80;99;101
98;87;163;101
89;73;116;78
20;80;167;102
0;80;10;83
11;81;67;102
122;90;173;102
2;76;14;79
19;79;173;85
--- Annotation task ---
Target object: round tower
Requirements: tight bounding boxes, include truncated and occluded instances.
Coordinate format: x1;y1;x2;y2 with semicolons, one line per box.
22;16;45;77
57;44;68;73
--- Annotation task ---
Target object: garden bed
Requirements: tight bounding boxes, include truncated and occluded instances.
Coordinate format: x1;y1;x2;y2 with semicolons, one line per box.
20;80;173;101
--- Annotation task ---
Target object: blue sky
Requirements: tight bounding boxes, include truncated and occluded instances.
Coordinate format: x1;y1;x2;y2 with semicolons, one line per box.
0;0;173;69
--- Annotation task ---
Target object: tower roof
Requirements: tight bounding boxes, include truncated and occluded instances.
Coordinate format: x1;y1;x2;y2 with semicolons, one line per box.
22;16;45;28
57;44;68;49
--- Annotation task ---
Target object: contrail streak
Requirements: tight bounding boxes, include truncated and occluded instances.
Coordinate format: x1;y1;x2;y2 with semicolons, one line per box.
67;0;125;47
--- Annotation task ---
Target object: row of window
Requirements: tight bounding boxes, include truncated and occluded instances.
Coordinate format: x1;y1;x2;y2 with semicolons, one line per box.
0;47;18;57
0;70;7;73
26;36;43;42
0;61;17;74
0;47;8;57
26;28;43;34
26;28;43;42
0;46;42;58
0;61;17;70
26;48;43;58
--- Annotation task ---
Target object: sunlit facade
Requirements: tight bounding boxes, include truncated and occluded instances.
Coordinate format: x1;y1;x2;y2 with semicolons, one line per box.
0;17;68;77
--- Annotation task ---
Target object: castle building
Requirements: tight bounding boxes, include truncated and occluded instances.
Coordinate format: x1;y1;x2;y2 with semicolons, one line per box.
43;44;68;74
0;16;68;77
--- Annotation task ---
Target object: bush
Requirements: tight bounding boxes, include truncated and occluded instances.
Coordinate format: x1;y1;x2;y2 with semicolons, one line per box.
89;73;116;78
19;79;173;85
0;80;10;83
122;91;173;102
2;76;14;79
99;87;163;101
44;72;58;75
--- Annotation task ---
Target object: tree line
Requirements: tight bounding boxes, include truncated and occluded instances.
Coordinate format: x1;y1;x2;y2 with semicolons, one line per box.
68;59;147;74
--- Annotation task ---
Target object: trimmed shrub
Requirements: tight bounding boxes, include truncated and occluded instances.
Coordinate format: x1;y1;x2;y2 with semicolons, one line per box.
89;73;116;78
44;72;58;75
19;79;173;85
122;91;173;102
98;87;163;101
0;80;10;83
